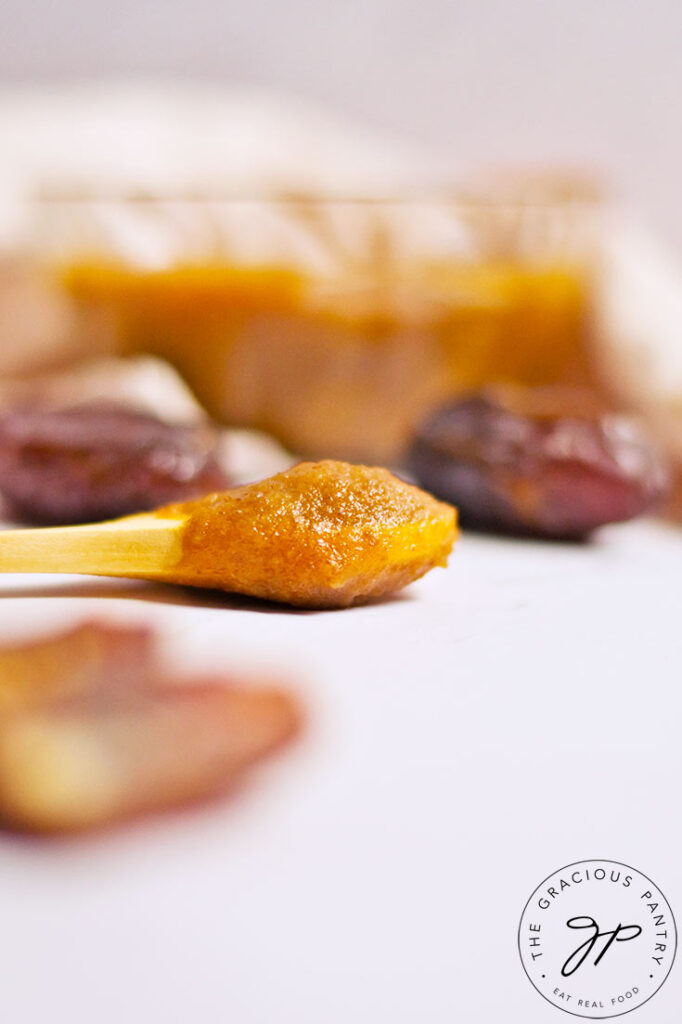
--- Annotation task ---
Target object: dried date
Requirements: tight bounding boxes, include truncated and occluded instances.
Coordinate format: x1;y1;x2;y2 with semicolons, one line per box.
409;389;669;539
0;621;300;833
0;402;229;524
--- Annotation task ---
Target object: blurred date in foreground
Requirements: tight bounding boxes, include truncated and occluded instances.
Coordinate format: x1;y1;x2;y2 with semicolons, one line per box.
0;621;301;833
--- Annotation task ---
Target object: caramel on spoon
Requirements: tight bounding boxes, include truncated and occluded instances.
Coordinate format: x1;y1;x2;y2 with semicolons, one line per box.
0;461;457;607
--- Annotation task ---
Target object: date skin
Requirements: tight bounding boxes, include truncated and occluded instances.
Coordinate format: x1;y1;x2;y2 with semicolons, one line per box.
0;402;228;525
409;389;669;539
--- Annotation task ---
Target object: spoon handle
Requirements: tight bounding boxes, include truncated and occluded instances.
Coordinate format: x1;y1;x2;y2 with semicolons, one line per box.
0;514;184;578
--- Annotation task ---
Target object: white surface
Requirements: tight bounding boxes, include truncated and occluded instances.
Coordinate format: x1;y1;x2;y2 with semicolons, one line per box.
0;520;679;1022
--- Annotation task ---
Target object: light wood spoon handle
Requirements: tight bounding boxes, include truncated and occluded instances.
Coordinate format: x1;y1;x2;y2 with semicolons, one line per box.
0;513;184;578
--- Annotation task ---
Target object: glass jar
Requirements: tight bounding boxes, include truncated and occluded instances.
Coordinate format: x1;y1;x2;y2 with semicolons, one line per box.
34;184;602;464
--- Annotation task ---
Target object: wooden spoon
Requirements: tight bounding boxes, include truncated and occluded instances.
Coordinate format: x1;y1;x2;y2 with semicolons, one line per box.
0;460;457;608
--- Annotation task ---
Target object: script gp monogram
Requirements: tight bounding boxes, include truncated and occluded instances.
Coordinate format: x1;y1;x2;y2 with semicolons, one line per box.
561;917;642;977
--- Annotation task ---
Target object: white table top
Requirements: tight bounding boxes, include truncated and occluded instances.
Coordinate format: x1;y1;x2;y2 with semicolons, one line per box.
0;519;679;1023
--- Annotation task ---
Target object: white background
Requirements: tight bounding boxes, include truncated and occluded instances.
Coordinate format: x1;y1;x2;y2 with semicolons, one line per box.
1;0;681;248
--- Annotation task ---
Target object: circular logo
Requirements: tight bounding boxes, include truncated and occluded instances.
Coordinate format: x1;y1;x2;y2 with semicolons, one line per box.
518;859;677;1018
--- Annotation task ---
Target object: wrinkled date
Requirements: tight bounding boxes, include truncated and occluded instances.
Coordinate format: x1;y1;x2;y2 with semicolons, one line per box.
409;389;669;539
0;402;229;524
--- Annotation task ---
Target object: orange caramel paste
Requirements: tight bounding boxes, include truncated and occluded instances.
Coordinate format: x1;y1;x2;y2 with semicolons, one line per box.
62;260;595;463
158;461;457;607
